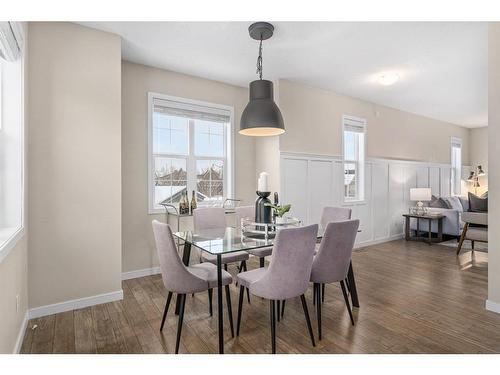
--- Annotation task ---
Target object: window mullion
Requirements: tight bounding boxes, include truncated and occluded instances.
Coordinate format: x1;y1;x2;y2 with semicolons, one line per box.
187;119;196;195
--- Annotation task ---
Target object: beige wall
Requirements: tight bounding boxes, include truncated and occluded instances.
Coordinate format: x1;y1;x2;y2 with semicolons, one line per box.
278;79;470;165
121;61;255;273
488;22;500;308
469;126;488;194
28;22;122;308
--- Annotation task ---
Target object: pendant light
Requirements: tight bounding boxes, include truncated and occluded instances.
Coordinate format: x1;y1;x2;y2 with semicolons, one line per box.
240;22;285;137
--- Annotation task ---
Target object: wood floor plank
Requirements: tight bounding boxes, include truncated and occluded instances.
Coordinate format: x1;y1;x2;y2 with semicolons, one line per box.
74;307;97;353
91;303;122;353
106;300;144;354
19;320;36;354
30;315;56;354
53;311;75;353
20;240;500;354
121;281;166;353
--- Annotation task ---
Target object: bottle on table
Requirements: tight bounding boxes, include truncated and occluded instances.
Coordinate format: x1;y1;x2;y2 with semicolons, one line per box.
190;190;197;214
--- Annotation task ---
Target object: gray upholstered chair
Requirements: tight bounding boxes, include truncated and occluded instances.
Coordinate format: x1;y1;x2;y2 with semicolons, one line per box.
235;205;273;267
311;219;359;340
457;211;488;255
315;206;352;302
320;207;352;227
193;207;250;270
236;224;318;354
194;207;251;303
152;220;234;354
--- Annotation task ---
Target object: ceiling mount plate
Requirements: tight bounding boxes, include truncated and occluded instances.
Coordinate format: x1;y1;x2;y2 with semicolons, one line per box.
248;22;274;41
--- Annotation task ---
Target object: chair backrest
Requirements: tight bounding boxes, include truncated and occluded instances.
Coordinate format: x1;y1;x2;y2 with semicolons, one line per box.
311;219;359;284
320;207;352;227
235;205;254;228
251;224;318;300
193;207;226;231
152;220;206;293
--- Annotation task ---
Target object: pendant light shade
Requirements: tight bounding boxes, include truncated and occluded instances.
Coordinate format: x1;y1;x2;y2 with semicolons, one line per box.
240;22;285;137
240;80;285;136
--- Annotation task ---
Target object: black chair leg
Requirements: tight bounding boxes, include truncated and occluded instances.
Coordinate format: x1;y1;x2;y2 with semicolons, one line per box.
225;285;234;338
322;283;325;303
175;294;186;354
344;277;351;294
277;300;281;322
340;280;355;326
300;294;316;347
313;283;316;306
259;257;265;268
160;291;173;331
315;283;322;340
242;261;251;304
270;300;277;354
236;285;244;336
281;300;286;318
208;288;213;316
224;263;228;271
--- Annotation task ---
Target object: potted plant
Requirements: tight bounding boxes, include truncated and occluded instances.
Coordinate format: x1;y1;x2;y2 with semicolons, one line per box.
265;203;291;224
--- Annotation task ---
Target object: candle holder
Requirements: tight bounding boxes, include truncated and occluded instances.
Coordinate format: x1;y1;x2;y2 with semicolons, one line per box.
255;191;272;230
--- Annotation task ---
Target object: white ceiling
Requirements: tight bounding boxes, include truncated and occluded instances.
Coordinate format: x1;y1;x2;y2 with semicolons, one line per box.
80;22;488;127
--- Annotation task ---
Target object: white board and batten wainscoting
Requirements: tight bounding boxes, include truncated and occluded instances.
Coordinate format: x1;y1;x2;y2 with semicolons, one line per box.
280;152;470;247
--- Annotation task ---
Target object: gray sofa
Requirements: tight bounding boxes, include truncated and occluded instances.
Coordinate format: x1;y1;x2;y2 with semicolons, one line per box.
409;207;463;236
409;196;469;237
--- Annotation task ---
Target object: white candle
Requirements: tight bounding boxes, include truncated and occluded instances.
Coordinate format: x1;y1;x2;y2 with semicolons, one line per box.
258;172;269;192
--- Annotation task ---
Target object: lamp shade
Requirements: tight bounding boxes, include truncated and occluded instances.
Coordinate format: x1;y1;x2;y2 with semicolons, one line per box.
410;188;432;202
239;80;285;136
477;165;486;176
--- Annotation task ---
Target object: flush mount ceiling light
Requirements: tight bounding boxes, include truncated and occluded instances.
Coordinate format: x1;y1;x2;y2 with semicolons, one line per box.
377;72;400;86
239;22;285;137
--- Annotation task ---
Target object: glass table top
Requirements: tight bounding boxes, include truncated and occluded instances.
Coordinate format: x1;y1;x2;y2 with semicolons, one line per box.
173;226;327;255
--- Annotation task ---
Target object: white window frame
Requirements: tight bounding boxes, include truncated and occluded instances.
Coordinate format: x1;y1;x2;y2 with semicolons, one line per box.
342;115;366;203
148;92;235;214
450;136;462;196
0;22;25;264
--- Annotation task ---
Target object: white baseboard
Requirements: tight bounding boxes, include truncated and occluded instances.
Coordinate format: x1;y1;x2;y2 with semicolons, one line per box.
486;299;500;314
355;234;404;249
122;266;161;280
28;290;123;320
13;311;29;354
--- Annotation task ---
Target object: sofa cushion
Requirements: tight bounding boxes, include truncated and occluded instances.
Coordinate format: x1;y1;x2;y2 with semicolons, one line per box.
428;195;448;208
458;196;469;211
443;196;463;211
468;192;488;212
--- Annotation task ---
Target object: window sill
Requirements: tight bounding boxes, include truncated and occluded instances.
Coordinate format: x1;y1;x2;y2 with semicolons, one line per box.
0;226;25;264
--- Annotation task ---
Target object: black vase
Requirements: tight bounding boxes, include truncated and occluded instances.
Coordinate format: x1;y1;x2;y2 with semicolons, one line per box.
255;191;272;224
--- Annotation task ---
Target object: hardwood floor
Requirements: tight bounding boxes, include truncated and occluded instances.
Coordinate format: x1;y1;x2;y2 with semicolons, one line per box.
20;239;500;354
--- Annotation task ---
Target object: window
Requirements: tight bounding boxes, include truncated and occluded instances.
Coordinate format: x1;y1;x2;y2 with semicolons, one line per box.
0;22;25;261
451;137;462;196
343;116;366;202
148;93;233;213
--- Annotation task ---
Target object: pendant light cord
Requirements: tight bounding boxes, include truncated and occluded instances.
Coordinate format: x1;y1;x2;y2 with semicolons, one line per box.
256;38;263;80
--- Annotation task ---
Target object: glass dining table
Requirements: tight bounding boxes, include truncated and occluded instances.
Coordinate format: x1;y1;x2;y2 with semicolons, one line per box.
172;226;360;354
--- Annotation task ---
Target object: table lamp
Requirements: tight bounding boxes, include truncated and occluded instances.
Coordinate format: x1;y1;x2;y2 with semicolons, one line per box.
410;188;432;215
